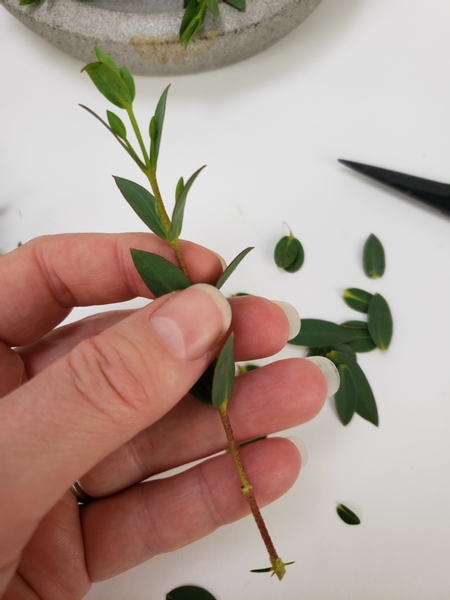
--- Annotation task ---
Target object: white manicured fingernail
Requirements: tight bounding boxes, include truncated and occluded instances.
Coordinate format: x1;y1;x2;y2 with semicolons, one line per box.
271;301;301;340
285;436;308;467
212;251;227;271
306;356;340;397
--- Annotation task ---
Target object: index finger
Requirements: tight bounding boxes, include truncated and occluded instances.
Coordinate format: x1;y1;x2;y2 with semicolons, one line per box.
0;232;223;346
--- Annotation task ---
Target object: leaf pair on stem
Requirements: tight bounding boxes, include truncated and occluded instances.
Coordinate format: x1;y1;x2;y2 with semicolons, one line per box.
82;47;289;580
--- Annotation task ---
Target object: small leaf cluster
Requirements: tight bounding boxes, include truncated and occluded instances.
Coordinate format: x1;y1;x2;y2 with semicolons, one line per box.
274;226;304;273
289;234;393;426
181;0;246;47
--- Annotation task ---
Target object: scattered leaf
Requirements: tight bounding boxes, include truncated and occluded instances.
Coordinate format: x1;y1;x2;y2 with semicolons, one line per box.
212;334;235;408
238;364;259;373
363;233;385;279
289;319;356;347
215;247;254;290
274;232;304;272
114;177;166;239
336;504;361;525
342;287;373;313
224;0;246;9
367;293;393;350
167;585;217;600
130;249;190;297
341;320;376;353
334;364;357;425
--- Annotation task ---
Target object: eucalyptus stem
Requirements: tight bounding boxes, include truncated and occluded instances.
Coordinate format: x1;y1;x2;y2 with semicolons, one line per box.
218;403;287;581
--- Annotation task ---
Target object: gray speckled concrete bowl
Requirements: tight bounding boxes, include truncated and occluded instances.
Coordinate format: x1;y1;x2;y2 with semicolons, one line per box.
1;0;323;75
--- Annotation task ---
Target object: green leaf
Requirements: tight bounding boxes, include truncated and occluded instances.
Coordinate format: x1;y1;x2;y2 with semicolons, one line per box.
336;504;360;525
212;334;235;408
94;45;120;73
326;351;378;426
205;0;220;17
215;247;254;290
341;320;376;353
19;0;40;5
114;177;166;239
175;177;185;201
363;233;385;279
238;364;259;374
118;65;136;102
334;364;356;425
342;288;373;313
149;85;170;167
180;0;207;47
107;111;127;139
289;319;357;347
130;249;190;297
169;166;205;242
224;0;246;10
167;586;217;600
250;567;274;573
82;62;132;109
189;362;215;406
330;343;357;362
367;293;393;351
274;235;304;271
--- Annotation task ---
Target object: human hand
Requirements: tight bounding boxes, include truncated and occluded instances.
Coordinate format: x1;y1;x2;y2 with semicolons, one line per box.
0;232;335;598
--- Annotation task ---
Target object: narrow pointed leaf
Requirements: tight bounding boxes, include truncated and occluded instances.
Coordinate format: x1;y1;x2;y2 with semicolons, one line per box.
130;249;190;297
212;334;235;408
342;288;373;313
167;586;217;600
238;364;259;374
150;85;170;167
224;0;246;10
180;0;207;47
250;567;274;573
189;361;215;406
82;62;131;109
206;0;220;17
337;504;360;525
334;364;356;425
215;247;254;290
363;233;385;278
107;111;127;139
114;177;166;239
341;320;376;353
289;319;356;347
175;177;184;201
274;235;303;270
367;293;393;350
169;166;205;242
94;45;120;73
327;351;378;426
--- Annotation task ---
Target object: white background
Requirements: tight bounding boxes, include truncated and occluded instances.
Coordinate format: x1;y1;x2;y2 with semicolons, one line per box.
1;1;450;598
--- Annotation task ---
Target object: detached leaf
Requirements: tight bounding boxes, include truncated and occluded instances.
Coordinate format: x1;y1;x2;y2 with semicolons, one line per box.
215;247;254;290
149;85;170;167
341;320;376;353
212;334;235;408
114;177;166;239
367;293;393;350
169;166;205;242
180;0;207;48
107;111;127;139
289;319;356;348
327;351;378;426
337;504;361;525
130;250;190;297
342;288;373;313
82;62;132;109
250;567;274;574
363;234;385;278
224;0;246;9
167;586;217;600
334;364;356;425
274;236;300;268
284;247;305;273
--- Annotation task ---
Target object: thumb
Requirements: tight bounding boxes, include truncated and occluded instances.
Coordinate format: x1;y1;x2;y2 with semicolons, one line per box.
0;284;231;533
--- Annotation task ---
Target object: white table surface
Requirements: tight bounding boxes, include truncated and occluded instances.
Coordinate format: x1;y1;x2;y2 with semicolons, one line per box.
2;1;450;599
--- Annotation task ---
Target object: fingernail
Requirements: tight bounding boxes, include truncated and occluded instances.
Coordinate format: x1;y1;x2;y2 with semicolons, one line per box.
212;250;227;271
285;436;308;467
271;301;301;340
149;284;231;360
305;356;340;397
